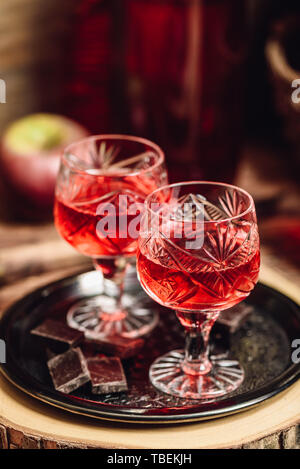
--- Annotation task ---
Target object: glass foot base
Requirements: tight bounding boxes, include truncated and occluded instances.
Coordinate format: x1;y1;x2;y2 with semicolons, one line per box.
149;349;244;400
67;294;159;340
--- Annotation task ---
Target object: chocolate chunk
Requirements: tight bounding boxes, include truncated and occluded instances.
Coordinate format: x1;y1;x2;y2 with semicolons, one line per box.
85;335;144;359
80;343;106;361
47;348;90;394
31;319;84;352
46;348;56;360
87;356;128;394
212;305;254;352
217;304;254;333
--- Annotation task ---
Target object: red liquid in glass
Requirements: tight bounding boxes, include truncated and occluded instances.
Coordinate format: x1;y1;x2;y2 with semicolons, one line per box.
54;176;159;258
137;224;260;321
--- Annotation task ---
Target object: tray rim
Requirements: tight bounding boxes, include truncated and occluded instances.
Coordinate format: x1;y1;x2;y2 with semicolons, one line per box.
0;271;300;425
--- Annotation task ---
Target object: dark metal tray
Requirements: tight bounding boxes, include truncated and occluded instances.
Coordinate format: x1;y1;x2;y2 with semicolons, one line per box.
0;271;299;424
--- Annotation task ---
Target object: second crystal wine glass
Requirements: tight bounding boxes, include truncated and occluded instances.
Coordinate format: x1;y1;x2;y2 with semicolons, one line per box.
54;135;167;340
137;182;260;399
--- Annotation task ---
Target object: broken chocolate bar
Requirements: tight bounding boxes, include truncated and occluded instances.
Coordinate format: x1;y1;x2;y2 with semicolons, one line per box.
217;303;253;333
46;348;56;360
87;356;128;394
47;347;90;394
85;335;144;359
31;319;84;352
212;304;254;352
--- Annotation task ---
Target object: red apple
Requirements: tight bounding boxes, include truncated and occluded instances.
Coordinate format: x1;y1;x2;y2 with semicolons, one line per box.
0;114;89;215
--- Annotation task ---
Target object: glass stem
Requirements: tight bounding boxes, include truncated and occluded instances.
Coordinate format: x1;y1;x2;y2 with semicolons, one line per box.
93;257;129;314
181;311;219;376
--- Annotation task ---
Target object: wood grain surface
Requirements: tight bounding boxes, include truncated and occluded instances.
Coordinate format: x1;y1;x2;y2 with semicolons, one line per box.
0;0;80;133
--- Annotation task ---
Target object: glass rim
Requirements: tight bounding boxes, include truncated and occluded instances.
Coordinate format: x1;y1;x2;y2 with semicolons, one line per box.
144;181;255;224
62;134;165;177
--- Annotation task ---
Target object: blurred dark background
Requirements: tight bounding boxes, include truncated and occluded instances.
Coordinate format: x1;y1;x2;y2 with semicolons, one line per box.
1;1;300;179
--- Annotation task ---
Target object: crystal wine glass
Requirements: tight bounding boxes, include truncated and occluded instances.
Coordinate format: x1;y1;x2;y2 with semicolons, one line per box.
54;135;167;340
137;181;260;399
